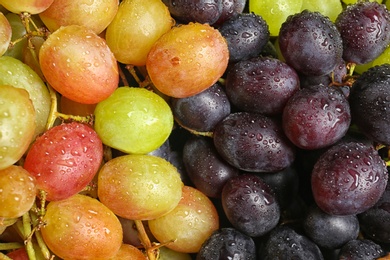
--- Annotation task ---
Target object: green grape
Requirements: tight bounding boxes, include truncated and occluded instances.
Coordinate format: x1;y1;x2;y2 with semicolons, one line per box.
249;0;303;36
4;13;27;60
97;154;183;220
373;45;390;67
158;246;192;260
0;85;35;170
342;0;382;5
301;0;342;22
94;87;174;154
0;56;51;138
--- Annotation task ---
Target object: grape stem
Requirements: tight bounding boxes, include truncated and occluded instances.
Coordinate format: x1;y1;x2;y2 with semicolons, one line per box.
134;220;158;260
0;242;24;251
0;253;12;260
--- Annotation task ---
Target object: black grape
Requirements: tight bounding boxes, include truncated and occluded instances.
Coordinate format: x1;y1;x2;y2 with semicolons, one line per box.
213;112;296;172
338;239;386;260
182;135;239;198
303;205;359;249
311;141;388;215
282;84;351;150
221;174;280;237
335;1;390;64
213;0;247;26
171;83;231;133
196;227;256;260
162;0;223;25
349;64;390;146
258;225;324;260
225;56;299;115
218;12;269;63
278;10;343;76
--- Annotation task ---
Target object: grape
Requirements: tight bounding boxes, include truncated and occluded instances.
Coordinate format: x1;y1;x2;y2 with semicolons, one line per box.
0;0;54;14
105;0;173;66
221;174;280;237
282;84;351;150
3;13;28;60
94;87;173;155
148;186;219;253
213;112;296;172
41;194;123;260
225;56;299;115
0;11;11;56
146;22;229;98
97;154;183;220
217;12;269;63
39;24;119;104
338;239;385;260
60;96;96;117
259;225;324;259
0;85;35;170
349;64;390;145
213;0;246;26
335;1;390;65
311;141;388;215
303;205;360;249
171;83;231;133
23;122;103;201
0;165;36;219
22;35;45;81
249;0;303;37
300;0;342;22
278;10;343;76
39;0;118;34
162;0;223;25
110;244;147;260
158;246;192;260
182;136;239;198
196;228;256;260
0;56;51;138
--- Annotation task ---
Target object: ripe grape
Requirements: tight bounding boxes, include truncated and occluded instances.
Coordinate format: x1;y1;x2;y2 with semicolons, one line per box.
23;122;103;201
221;174;280;237
162;0;223;25
41;194;123;260
148;186;219;253
0;0;54;14
0;12;11;56
0;56;51;138
349;64;390;145
196;228;256;260
335;1;390;65
182;136;239;198
97;154;183;220
171;83;231;133
0;85;35;170
39;24;119;104
94;87;173;155
105;0;173;66
109;244;147;260
225;56;299;115
218;12;269;63
39;0;119;34
282;84;351;150
146;22;229;98
278;10;343;76
311;141;388;215
0;165;36;219
213;112;296;172
213;0;246;26
338;239;385;259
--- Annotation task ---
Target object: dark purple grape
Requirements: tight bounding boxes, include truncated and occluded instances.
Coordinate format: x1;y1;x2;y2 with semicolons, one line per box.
338;239;385;260
171;83;231;133
349;64;390;146
213;112;296;172
221;174;280;237
259;225;324;260
182;135;239;198
335;2;390;64
225;56;299;115
278;10;343;76
162;0;223;24
282;84;351;150
303;205;359;249
358;180;390;244
213;0;247;26
196;227;256;260
218;13;269;62
311;141;388;215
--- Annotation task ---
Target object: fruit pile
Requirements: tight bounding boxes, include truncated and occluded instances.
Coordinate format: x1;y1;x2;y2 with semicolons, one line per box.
1;0;390;259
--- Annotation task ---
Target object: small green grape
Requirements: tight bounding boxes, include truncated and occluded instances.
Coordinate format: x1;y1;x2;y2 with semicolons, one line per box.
301;0;342;22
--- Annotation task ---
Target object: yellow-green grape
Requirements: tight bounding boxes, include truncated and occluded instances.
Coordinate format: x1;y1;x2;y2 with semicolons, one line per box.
0;12;11;57
301;0;342;22
158;246;192;260
342;0;382;5
249;0;303;36
373;45;390;67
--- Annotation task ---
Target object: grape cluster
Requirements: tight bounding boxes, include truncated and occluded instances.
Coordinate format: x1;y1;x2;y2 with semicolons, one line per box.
2;0;390;260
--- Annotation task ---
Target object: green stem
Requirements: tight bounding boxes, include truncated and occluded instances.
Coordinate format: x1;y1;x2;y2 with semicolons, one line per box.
0;242;24;251
0;252;12;260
